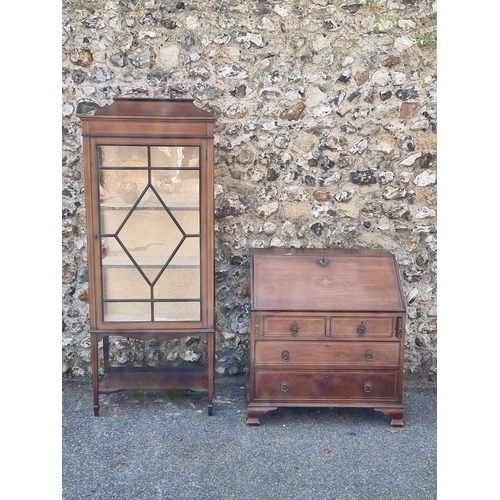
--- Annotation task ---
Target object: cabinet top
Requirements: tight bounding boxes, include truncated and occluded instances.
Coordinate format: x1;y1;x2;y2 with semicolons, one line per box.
250;248;406;312
79;98;216;121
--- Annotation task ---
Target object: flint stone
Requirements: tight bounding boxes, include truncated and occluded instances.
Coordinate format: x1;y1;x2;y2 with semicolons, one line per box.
310;222;324;236
383;187;407;200
337;71;351;84
62;102;74;117
309;103;332;118
90;66;113;82
410;119;430;131
383;56;401;67
419;153;436;169
372;68;392;86
215;195;250;218
70;49;93;67
400;152;422;166
282;102;306;121
394;36;414;51
342;4;363;14
359;121;381;136
257;201;279;218
334;191;353;202
379;171;395;184
349;139;368;155
340;122;357;134
372;104;399;119
331;90;346;107
415;207;436;219
72;69;87;84
110;53;127;67
224;104;247;118
215;64;248;78
236;32;263;47
313;190;331;201
395;85;419;101
350;170;377;185
275;135;290;148
413;170;436;187
311;205;334;218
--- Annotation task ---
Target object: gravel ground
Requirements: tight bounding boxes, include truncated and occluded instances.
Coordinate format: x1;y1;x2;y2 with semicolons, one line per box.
62;376;436;500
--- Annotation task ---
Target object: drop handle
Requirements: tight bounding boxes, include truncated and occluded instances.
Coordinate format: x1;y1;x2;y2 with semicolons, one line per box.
364;350;374;361
357;322;366;336
364;381;372;393
290;321;299;336
280;380;289;392
281;350;290;362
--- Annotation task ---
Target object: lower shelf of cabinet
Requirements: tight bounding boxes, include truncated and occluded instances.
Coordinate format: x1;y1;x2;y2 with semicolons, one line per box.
99;366;209;394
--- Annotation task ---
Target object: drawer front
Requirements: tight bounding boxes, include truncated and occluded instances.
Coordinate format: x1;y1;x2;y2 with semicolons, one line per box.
262;316;326;338
254;341;400;366
254;370;398;400
331;316;395;338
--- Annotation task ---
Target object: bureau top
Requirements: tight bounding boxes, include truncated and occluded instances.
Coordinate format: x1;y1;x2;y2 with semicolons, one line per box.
249;248;406;312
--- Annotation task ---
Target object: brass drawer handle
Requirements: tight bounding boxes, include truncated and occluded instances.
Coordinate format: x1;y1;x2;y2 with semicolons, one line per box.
364;381;372;393
364;350;373;361
290;321;299;336
357;322;366;336
317;257;330;267
281;350;290;362
280;380;289;392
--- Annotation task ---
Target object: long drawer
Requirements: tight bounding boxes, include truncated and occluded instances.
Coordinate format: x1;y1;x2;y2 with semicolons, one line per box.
254;341;400;366
254;370;399;400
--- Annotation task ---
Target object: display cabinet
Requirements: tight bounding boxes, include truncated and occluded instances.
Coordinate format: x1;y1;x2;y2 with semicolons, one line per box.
80;98;216;416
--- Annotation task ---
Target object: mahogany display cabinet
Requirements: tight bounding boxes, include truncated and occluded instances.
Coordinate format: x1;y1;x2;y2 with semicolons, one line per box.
80;98;216;416
246;248;407;426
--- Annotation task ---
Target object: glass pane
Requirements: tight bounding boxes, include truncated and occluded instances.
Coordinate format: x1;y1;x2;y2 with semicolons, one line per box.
99;146;148;167
171;210;199;235
101;236;150;299
172;237;200;265
151;170;199;209
151;146;199;168
99;170;147;211
154;267;200;300
103;266;151;300
104;302;151;322
117;193;184;268
154;302;200;322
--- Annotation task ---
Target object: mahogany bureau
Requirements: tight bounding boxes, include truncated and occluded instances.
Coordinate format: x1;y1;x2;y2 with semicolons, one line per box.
246;248;407;426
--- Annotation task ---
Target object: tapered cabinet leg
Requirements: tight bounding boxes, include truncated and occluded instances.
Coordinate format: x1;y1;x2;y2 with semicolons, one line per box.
91;334;100;417
207;331;215;416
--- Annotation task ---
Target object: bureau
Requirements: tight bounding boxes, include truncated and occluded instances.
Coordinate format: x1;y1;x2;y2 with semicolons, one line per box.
246;248;407;426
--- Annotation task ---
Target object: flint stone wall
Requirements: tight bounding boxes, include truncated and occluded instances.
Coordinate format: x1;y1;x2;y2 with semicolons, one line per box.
62;0;437;384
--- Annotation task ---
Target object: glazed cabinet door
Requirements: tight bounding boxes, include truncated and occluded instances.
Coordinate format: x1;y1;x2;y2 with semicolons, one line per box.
87;138;213;330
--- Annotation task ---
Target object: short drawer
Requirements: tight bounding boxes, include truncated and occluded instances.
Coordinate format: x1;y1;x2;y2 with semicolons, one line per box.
331;316;395;338
262;316;326;338
254;341;400;366
254;370;398;400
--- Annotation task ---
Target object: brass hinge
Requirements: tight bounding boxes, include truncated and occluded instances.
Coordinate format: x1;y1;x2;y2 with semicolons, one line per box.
396;317;403;339
255;316;260;337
